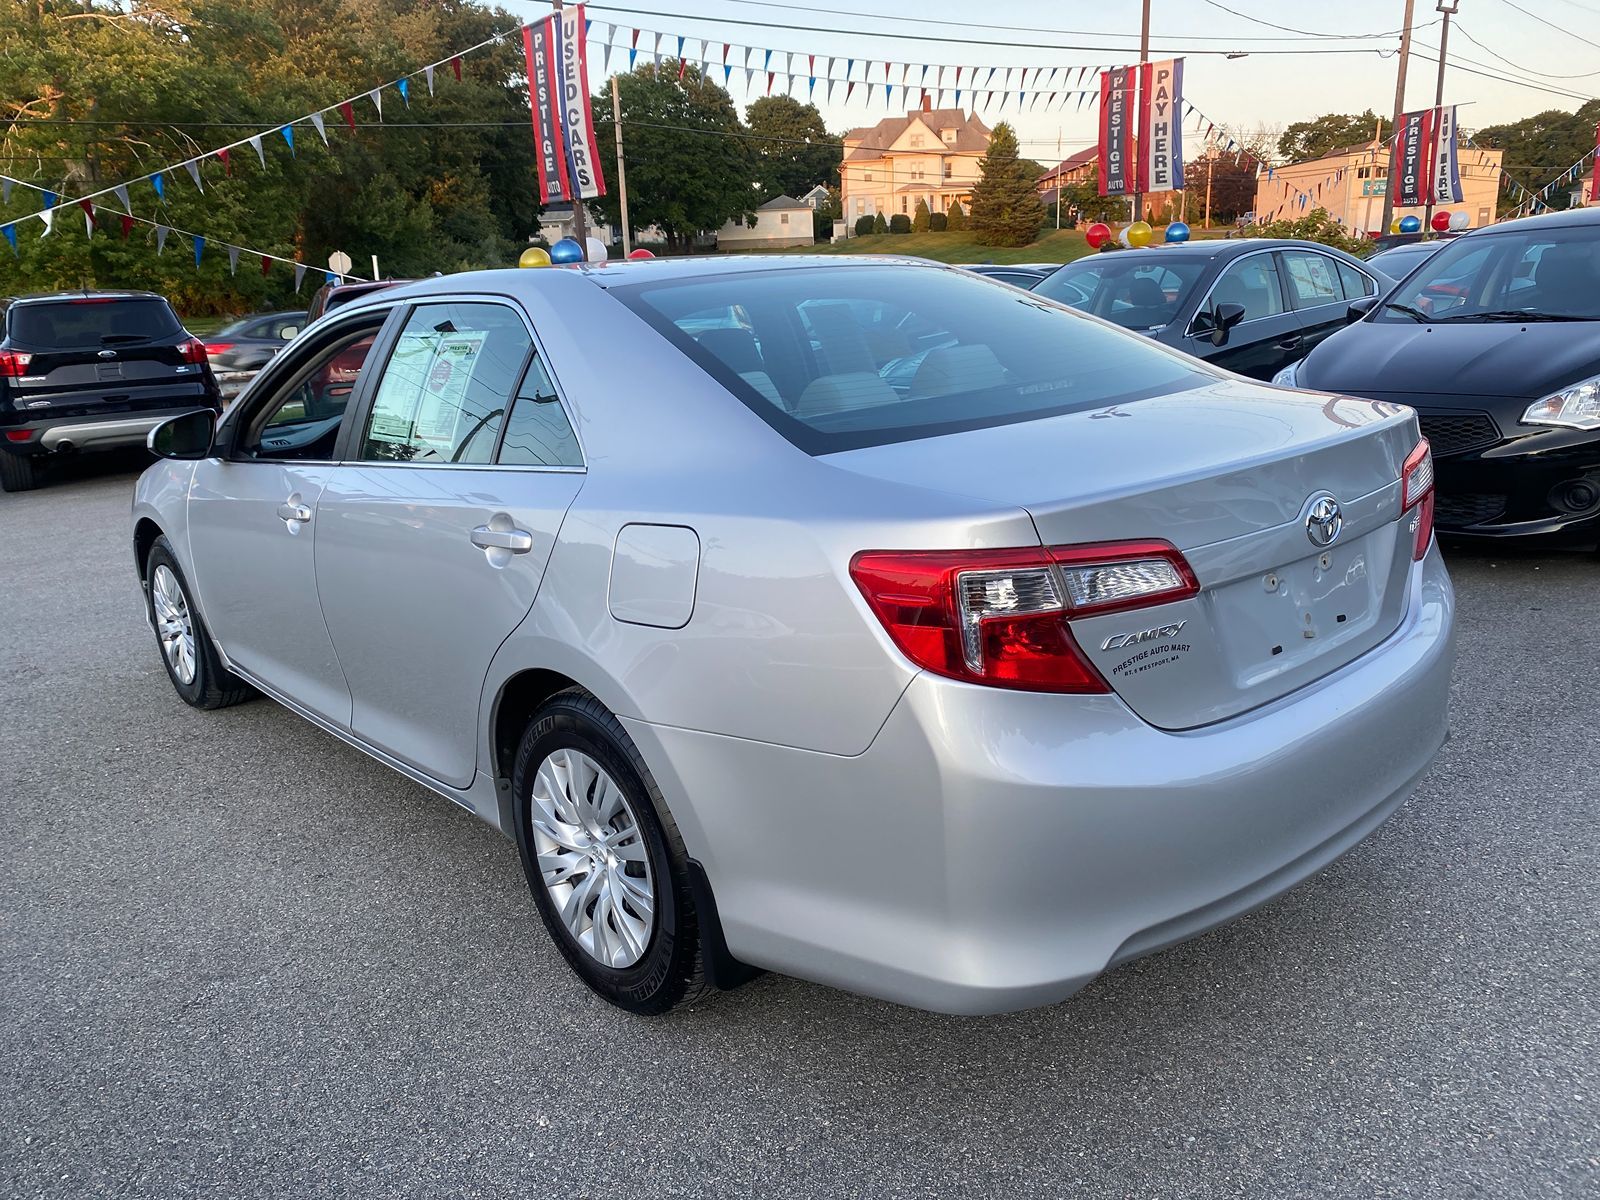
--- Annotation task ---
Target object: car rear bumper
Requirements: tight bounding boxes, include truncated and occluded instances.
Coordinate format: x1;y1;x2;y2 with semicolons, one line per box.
2;406;214;457
624;545;1455;1014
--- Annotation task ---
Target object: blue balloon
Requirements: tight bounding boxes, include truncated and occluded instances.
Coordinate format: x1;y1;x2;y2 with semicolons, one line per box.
1398;215;1422;234
1164;221;1191;243
549;237;585;264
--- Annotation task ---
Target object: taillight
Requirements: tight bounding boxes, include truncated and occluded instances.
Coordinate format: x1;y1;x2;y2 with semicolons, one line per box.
204;342;234;356
178;337;208;365
849;540;1199;694
0;350;33;377
5;429;34;442
1401;437;1434;561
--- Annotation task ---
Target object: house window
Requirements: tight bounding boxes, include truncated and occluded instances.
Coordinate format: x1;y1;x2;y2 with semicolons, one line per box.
780;213;789;224
943;161;952;179
942;129;956;143
854;198;864;215
910;135;924;148
901;197;908;214
864;170;873;182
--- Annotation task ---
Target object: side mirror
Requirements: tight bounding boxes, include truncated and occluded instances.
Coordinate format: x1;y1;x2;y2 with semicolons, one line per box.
1346;295;1380;324
1208;302;1247;347
148;409;216;460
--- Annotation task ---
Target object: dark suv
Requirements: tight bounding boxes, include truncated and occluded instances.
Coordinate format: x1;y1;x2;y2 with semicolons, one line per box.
0;290;221;492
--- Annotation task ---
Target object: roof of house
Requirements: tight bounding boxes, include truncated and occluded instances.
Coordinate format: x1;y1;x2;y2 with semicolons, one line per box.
842;109;992;160
756;194;809;210
1039;148;1097;182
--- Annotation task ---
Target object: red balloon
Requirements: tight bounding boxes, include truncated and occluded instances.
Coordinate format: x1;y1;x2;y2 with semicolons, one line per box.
627;248;655;259
1431;211;1452;232
1084;222;1112;249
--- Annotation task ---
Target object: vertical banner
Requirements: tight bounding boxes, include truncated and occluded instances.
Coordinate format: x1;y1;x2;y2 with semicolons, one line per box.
558;1;607;202
523;17;569;203
1138;58;1184;193
1098;65;1132;196
1392;108;1434;209
1431;104;1463;204
1590;122;1600;204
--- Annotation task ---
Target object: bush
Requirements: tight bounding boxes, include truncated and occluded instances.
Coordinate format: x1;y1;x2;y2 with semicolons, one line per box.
854;214;876;236
873;212;888;234
1250;207;1371;256
929;211;948;232
889;213;911;234
946;200;966;231
912;198;932;233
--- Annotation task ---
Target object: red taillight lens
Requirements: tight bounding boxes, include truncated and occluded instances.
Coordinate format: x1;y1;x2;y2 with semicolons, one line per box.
1401;437;1434;561
5;429;34;442
0;350;33;377
204;342;234;356
849;540;1199;694
179;337;208;365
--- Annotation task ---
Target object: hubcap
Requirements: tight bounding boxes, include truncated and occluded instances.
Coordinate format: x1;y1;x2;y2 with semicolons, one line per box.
529;749;655;969
151;565;197;686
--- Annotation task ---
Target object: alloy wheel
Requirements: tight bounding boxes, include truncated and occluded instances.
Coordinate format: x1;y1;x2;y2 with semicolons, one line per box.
529;748;656;968
151;564;197;685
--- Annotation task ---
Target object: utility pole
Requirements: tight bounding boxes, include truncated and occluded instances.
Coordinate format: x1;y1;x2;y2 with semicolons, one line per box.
1423;0;1459;235
611;75;631;256
552;0;589;247
1204;148;1215;229
1132;0;1151;224
1055;127;1063;230
1380;0;1418;238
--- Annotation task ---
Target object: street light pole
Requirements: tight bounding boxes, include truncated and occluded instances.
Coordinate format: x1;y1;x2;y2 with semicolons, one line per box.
1380;0;1418;238
1132;0;1150;224
1423;0;1459;235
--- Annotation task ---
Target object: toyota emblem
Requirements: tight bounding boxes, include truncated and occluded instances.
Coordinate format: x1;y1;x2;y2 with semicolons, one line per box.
1304;493;1343;547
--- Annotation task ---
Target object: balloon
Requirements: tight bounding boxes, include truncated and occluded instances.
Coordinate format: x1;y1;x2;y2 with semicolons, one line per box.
1117;226;1133;248
1126;220;1154;248
549;237;585;265
1431;211;1452;232
1390;218;1403;234
517;246;551;269
584;236;608;263
627;248;656;259
1448;210;1471;231
1164;220;1191;243
1084;221;1112;249
1399;215;1422;234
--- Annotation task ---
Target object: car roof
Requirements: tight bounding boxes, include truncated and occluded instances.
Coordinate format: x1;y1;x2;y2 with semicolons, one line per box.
1463;205;1600;237
6;289;168;307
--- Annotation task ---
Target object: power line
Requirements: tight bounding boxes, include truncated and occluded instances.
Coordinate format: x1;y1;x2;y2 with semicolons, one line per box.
1493;0;1600;52
1194;0;1431;40
1411;41;1598;102
1452;22;1600;80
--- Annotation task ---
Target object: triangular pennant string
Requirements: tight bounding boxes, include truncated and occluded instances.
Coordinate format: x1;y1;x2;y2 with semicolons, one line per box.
310;112;328;144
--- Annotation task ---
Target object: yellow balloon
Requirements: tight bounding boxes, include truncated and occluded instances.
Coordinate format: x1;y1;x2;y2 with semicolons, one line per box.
1126;220;1154;248
1390;219;1403;234
518;246;552;269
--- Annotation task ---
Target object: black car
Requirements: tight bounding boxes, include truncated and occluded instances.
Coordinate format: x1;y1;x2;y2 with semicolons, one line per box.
1364;240;1445;280
0;290;221;492
962;263;1059;289
1280;208;1600;547
1033;239;1394;380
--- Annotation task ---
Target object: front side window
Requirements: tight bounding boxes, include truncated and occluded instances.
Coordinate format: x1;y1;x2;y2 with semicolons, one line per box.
242;322;380;461
614;264;1212;454
1034;258;1209;330
1376;226;1600;322
359;302;531;464
1209;256;1287;322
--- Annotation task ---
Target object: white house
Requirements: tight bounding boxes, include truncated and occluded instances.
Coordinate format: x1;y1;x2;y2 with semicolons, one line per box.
717;195;814;250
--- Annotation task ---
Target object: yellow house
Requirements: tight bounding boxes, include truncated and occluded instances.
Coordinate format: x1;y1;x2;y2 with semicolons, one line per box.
1254;140;1504;234
840;104;992;224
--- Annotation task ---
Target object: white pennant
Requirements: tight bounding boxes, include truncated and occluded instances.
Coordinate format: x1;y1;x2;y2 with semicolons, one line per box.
310;112;328;144
183;159;203;191
114;184;130;212
368;89;382;119
249;135;266;167
84;207;93;237
425;64;435;95
228;245;241;275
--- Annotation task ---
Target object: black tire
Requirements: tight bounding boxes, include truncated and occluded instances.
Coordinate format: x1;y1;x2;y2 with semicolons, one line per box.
0;452;39;493
145;536;254;710
511;689;709;1015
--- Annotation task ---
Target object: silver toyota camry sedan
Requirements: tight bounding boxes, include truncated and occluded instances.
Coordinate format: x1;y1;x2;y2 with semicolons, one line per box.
131;257;1455;1015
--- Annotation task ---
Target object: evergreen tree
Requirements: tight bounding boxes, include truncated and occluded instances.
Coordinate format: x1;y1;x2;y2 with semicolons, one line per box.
911;198;932;233
968;122;1046;247
872;211;888;234
946;200;967;231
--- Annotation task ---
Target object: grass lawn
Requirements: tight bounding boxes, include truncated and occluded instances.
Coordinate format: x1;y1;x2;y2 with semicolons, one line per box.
781;229;1101;265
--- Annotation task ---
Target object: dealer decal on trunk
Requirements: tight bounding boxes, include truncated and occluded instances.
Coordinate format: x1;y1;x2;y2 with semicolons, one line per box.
1101;620;1192;678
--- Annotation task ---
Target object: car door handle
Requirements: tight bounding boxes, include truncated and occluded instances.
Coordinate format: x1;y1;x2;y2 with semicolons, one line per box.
470;525;534;553
276;501;312;524
1275;336;1303;350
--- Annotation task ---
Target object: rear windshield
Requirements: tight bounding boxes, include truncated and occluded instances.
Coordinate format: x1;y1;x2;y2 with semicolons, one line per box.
612;265;1212;454
7;297;182;348
1034;256;1211;330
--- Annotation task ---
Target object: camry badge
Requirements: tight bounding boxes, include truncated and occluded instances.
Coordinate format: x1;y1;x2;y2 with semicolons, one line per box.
1101;620;1187;652
1303;493;1343;547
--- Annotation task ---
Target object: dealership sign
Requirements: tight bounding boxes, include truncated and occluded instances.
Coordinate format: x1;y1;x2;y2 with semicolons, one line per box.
1098;58;1185;197
1392;105;1463;208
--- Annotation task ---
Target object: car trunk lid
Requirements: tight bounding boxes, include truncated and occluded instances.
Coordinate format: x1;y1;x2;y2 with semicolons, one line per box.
826;378;1423;729
4;298;204;415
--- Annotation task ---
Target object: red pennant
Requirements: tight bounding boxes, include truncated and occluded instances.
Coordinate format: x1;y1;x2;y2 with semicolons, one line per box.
79;199;95;229
261;255;272;277
767;71;774;95
120;215;134;240
809;54;814;76
678;57;687;82
722;42;729;64
339;101;356;131
884;62;890;82
216;147;231;176
847;80;856;103
632;29;640;49
451;55;461;82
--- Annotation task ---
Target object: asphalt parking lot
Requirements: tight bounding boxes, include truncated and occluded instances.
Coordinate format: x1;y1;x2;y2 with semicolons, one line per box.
3;454;1597;1200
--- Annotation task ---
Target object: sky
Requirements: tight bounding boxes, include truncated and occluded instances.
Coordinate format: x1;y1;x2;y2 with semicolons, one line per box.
497;0;1600;178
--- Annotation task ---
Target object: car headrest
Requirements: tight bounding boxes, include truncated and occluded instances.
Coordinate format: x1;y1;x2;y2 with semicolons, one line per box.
1533;252;1591;310
910;344;1006;398
795;372;898;416
695;327;764;375
1126;277;1166;308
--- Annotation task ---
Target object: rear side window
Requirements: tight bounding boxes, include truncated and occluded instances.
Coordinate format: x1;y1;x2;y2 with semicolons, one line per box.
497;357;582;468
1337;260;1376;300
1280;251;1343;309
7;297;181;348
359;302;530;464
613;265;1211;454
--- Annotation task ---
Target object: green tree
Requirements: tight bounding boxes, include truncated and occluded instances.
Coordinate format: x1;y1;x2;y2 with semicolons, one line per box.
590;62;755;252
744;95;841;200
872;211;888;234
1477;99;1600;210
1278;111;1383;164
1181;151;1262;225
946;200;966;231
911;197;931;233
968;122;1045;247
811;185;841;240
